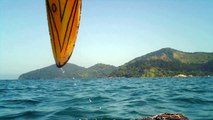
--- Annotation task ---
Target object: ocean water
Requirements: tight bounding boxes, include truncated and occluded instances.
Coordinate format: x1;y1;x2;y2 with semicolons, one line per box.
0;77;213;120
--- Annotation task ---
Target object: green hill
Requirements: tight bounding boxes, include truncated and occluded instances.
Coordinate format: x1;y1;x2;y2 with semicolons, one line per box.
19;63;117;80
18;63;86;80
19;48;213;79
110;48;213;77
80;63;118;78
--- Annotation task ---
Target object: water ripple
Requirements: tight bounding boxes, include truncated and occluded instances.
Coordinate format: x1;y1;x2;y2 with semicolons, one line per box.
0;77;213;120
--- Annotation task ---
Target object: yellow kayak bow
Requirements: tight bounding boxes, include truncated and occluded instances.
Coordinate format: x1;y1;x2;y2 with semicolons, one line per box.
46;0;82;68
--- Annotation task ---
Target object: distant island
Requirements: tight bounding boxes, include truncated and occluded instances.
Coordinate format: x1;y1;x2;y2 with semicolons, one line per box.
19;48;213;79
19;63;117;80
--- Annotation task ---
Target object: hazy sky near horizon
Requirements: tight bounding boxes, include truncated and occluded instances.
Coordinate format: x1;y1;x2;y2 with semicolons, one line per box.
0;0;213;79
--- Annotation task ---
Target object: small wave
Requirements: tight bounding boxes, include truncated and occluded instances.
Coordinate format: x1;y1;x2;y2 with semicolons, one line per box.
127;100;147;107
145;97;165;104
1;99;40;106
170;97;213;105
91;96;114;103
53;107;93;118
0;111;50;120
179;88;208;94
119;86;135;90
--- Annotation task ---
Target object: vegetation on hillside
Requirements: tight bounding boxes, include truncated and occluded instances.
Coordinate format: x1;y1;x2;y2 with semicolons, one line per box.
19;63;117;79
110;48;213;77
19;48;213;79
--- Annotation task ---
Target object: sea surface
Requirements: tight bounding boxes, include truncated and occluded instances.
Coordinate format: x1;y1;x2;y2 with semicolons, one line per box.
0;77;213;120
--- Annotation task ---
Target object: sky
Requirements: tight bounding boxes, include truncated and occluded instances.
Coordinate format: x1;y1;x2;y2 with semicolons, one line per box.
0;0;213;79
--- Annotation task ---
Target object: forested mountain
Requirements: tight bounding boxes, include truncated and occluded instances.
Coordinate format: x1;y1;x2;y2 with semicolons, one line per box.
110;48;213;77
19;63;117;79
19;48;213;79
